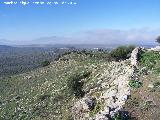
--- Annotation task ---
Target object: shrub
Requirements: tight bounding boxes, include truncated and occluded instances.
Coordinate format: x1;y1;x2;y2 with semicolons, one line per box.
141;101;154;111
41;60;50;67
113;111;130;120
67;71;91;98
129;80;143;88
113;112;122;120
89;100;102;117
110;45;135;61
139;51;160;72
150;81;160;92
153;81;160;88
38;94;51;101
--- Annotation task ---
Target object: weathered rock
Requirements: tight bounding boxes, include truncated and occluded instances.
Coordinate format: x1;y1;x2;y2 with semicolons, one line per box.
72;96;95;119
72;47;140;120
148;83;154;88
130;47;141;67
85;97;95;110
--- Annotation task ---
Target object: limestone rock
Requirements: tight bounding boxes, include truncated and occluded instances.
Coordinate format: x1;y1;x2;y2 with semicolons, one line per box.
130;47;141;67
72;47;140;120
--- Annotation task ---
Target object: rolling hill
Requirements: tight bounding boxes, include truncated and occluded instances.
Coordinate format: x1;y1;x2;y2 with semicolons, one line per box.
0;47;159;120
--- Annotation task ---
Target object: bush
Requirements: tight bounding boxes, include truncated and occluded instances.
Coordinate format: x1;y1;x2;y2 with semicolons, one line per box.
141;101;154;111
110;45;135;61
113;112;122;120
150;81;160;92
129;80;142;88
112;111;130;120
139;51;160;72
38;94;51;101
67;71;91;98
41;60;50;67
89;100;102;117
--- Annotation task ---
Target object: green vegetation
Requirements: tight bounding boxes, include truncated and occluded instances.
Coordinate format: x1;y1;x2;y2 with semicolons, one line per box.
110;45;135;61
41;60;50;67
89;100;103;117
112;111;130;120
1;46;159;120
140;101;154;111
129;80;143;88
123;50;160;120
0;46;68;77
149;81;160;92
153;81;160;88
113;113;122;120
0;50;111;120
0;45;136;77
67;71;91;98
140;51;160;74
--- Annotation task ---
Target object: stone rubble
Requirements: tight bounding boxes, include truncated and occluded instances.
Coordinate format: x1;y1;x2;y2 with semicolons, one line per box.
130;47;141;67
72;48;141;120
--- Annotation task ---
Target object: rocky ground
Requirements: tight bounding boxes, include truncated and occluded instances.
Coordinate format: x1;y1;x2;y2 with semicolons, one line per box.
72;48;140;120
123;47;160;120
0;47;159;120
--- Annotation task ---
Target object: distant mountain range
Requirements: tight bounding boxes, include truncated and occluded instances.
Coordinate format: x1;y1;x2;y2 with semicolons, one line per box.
0;39;13;45
0;36;158;49
0;45;15;52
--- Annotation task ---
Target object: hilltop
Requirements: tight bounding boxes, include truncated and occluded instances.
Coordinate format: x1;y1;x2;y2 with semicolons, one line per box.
0;46;160;120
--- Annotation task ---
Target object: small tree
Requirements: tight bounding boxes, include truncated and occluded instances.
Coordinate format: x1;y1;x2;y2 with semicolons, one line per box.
156;36;160;44
41;60;50;67
110;45;135;61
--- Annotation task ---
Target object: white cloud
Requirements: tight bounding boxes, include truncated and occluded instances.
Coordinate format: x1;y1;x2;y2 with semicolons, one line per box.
1;28;159;45
72;28;160;45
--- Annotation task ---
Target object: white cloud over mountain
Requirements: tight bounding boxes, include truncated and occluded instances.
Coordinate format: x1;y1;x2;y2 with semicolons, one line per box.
0;28;159;45
74;28;159;45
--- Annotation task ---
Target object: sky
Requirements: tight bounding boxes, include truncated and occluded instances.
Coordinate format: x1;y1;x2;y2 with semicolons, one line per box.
0;0;160;45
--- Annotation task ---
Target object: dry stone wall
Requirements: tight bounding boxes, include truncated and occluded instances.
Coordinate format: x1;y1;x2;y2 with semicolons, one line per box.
72;48;141;120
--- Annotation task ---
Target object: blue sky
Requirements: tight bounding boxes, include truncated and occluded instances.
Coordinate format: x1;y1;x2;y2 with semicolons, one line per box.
0;0;160;44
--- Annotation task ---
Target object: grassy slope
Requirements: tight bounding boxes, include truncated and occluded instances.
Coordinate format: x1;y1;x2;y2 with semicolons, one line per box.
1;49;159;120
0;51;111;120
123;50;160;120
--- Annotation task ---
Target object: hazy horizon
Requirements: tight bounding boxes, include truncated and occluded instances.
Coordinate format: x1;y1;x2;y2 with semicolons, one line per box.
1;0;160;45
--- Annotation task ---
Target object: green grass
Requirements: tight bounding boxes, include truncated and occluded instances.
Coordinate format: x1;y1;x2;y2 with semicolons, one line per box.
129;80;143;88
1;49;159;120
139;51;160;74
140;100;155;111
149;81;160;92
0;51;110;120
89;100;103;117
